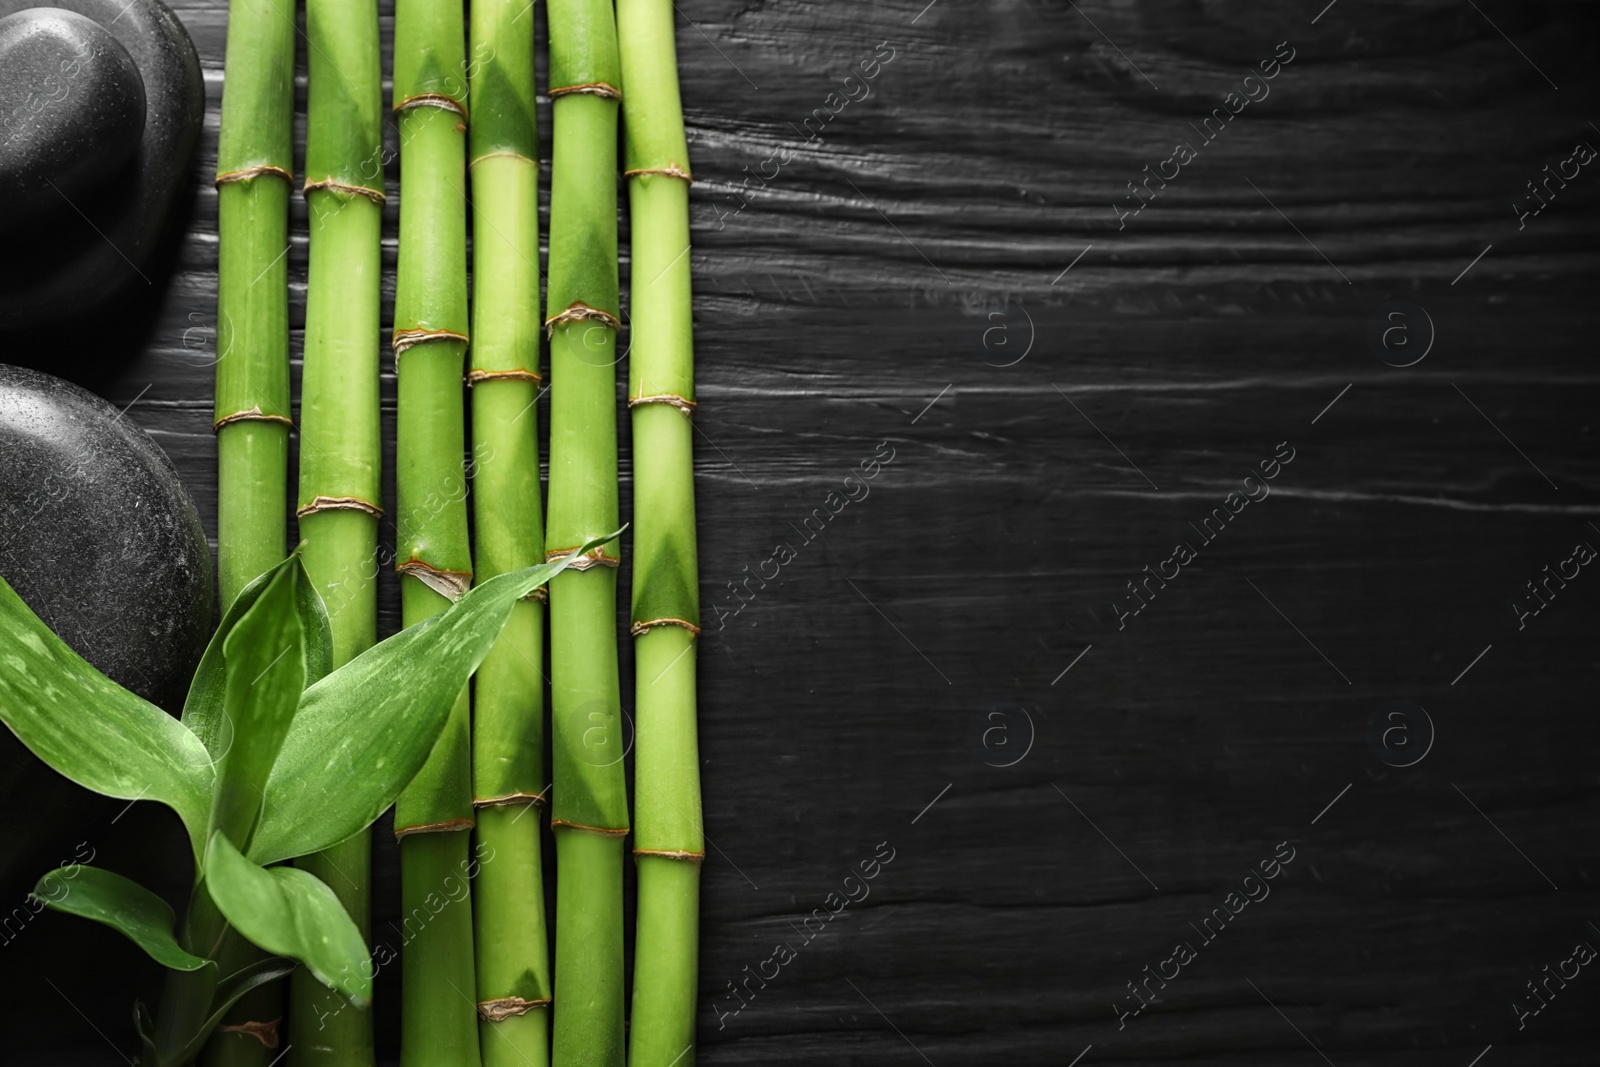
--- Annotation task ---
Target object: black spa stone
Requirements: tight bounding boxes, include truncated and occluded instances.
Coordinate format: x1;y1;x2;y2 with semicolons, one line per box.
0;8;146;216
0;364;212;710
0;0;202;328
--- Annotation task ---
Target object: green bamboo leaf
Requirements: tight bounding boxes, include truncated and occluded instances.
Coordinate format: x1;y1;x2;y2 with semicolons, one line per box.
182;553;333;759
247;535;619;866
205;831;369;1006
206;558;308;853
0;576;214;861
32;866;211;972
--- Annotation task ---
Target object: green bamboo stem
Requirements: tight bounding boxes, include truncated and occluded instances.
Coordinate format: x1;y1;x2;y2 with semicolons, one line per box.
393;0;478;1061
545;0;627;1063
552;828;624;1058
213;0;293;622
618;1;702;1062
291;0;385;1060
207;0;295;1059
466;0;550;1062
398;811;480;1067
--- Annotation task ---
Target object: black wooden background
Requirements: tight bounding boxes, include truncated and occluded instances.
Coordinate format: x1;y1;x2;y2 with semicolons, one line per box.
5;0;1600;1064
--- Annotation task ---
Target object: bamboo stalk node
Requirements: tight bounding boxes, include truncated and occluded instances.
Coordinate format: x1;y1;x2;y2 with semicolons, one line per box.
216;1017;282;1048
302;176;387;204
543;546;619;570
548;81;621;100
628;392;696;415
633;848;705;863
214;164;293;188
394;92;468;118
213;407;294;433
392;327;471;360
475;790;548;809
630;617;701;637
466;367;542;386
543;301;621;334
478;996;551;1023
624;162;692;183
296;494;384;519
469;149;541;170
550;819;630;837
396;559;472;599
393;816;476;840
523;585;549;602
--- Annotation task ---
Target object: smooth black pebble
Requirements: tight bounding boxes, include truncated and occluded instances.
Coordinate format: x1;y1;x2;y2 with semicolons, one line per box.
0;363;212;708
0;8;145;216
0;364;212;892
0;0;202;330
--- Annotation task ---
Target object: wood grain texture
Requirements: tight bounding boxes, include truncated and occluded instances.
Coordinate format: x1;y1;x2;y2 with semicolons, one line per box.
3;0;1599;1064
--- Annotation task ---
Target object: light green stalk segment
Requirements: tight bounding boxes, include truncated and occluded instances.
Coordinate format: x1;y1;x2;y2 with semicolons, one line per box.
214;412;289;609
471;804;550;1065
393;0;469;106
393;341;475;828
393;338;477;1067
546;1;627;1063
618;1;702;1062
394;110;471;344
303;0;385;199
544;100;620;326
209;0;295;1059
547;0;621;102
629;857;699;1066
394;0;477;1062
467;0;548;1057
393;0;469;346
393;0;472;832
545;0;621;328
213;0;294;608
622;180;693;404
214;180;291;613
617;0;688;180
628;626;700;1066
553;826;625;1065
468;385;544;818
291;0;384;1059
631;624;700;848
469;0;537;165
399;830;483;1067
214;0;294;181
545;369;628;1067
